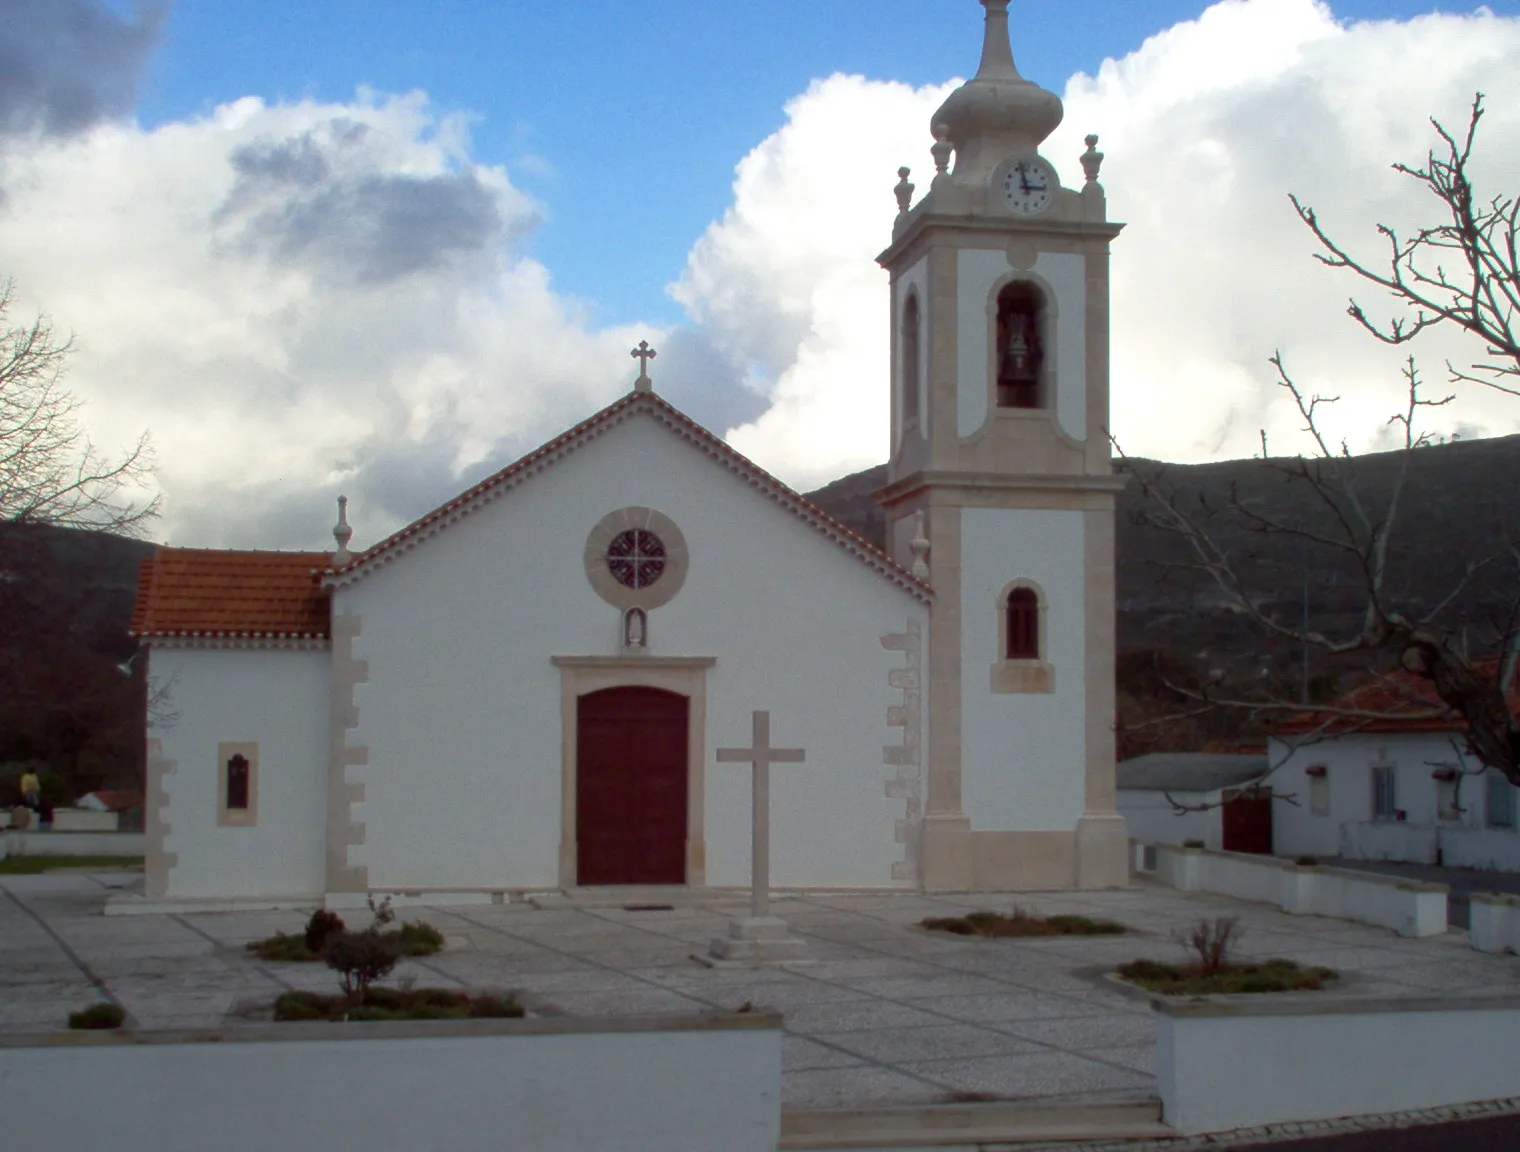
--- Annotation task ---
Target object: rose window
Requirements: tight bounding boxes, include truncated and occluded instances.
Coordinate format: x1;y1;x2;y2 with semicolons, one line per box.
606;529;666;589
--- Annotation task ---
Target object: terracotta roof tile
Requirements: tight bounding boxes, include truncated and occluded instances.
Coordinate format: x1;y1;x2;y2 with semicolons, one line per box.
1275;661;1518;736
131;549;333;639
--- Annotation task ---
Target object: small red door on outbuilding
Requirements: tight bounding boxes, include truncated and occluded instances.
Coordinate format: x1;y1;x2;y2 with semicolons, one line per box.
1222;787;1274;855
576;686;688;885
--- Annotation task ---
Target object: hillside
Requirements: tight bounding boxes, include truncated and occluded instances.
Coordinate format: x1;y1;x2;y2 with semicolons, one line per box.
5;431;1516;780
806;434;1520;684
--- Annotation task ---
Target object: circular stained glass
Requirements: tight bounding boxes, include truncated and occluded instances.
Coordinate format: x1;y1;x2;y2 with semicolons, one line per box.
606;528;666;589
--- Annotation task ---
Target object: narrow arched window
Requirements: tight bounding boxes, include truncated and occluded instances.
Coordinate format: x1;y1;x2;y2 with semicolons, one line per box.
995;282;1045;409
902;293;921;423
226;754;250;811
1006;587;1039;659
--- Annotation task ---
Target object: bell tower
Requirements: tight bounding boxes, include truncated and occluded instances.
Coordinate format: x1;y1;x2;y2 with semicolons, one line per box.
877;0;1128;890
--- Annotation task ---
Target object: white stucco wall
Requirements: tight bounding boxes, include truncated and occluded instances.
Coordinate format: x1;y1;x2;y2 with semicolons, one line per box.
1158;997;1520;1135
150;647;329;898
0;1017;782;1152
955;249;1086;439
1038;252;1087;442
1117;790;1221;849
338;413;927;892
1271;733;1520;869
957;249;1003;437
960;507;1085;831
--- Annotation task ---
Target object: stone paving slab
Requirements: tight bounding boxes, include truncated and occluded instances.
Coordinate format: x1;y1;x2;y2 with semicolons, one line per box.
6;874;1520;1111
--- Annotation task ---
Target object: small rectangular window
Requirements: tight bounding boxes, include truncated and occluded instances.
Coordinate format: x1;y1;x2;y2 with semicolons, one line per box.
217;741;259;826
1371;764;1397;821
1488;771;1515;829
226;755;250;810
1309;771;1329;817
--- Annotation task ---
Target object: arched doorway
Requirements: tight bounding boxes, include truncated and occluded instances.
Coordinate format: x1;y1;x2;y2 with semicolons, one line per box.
576;686;689;885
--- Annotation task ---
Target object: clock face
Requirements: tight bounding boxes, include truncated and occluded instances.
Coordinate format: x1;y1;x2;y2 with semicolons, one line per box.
1001;158;1055;215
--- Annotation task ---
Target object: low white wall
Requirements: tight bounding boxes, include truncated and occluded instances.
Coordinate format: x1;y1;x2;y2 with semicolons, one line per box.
1;830;145;858
1440;828;1520;872
1117;790;1221;850
1157;994;1520;1134
1470;893;1520;954
1338;820;1439;864
1152;845;1447;937
0;1013;781;1152
51;809;120;832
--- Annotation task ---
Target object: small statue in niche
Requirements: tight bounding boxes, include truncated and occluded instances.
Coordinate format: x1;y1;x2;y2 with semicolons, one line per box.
996;283;1043;409
623;607;648;650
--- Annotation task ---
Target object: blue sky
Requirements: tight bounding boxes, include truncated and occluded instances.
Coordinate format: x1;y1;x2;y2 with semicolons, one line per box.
5;0;1520;544
124;0;1514;328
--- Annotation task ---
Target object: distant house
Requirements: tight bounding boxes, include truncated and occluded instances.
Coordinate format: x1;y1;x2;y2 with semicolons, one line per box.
1271;671;1520;870
1117;753;1271;853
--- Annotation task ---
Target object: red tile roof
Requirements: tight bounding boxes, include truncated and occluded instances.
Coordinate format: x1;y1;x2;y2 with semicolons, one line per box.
1275;662;1518;736
328;390;932;602
131;549;333;639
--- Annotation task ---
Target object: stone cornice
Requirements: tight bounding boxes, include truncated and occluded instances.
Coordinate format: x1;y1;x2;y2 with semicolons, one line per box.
875;470;1129;509
550;655;718;670
140;633;331;652
879;211;1125;268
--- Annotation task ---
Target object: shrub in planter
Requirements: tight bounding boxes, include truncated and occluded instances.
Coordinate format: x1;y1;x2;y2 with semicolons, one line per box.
304;908;346;953
395;920;445;956
68;1003;125;1030
245;931;317;962
325;929;402;1000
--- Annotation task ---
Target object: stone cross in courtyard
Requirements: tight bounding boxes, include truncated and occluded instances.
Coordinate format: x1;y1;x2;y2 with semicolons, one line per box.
703;710;811;965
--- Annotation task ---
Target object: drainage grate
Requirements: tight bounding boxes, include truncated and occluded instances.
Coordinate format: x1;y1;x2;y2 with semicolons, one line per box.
622;903;676;912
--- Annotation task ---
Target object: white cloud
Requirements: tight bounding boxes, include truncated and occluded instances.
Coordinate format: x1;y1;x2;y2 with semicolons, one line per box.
3;0;1518;550
0;91;651;546
681;0;1520;483
1051;0;1520;461
672;74;956;489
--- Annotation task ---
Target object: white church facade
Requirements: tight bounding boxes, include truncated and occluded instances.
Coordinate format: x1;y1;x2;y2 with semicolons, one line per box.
130;0;1130;907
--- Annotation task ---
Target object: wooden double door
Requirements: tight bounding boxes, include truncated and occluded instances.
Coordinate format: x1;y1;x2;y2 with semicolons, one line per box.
576;686;689;885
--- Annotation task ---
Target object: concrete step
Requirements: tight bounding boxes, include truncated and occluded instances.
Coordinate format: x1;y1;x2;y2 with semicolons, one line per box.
779;1099;1172;1149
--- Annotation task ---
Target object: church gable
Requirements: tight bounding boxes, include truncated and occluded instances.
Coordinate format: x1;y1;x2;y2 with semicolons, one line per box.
326;392;931;604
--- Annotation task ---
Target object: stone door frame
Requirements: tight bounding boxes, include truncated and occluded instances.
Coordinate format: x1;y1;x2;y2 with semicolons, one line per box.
551;656;716;889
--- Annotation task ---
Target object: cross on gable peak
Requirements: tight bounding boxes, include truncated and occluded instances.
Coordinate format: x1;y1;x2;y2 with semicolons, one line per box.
631;340;658;393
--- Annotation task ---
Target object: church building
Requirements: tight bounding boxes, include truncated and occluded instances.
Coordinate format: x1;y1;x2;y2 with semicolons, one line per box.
129;0;1129;908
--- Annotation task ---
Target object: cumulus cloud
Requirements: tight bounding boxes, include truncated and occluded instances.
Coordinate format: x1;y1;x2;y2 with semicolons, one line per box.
0;0;163;138
1051;0;1520;460
681;0;1520;483
673;74;957;488
0;92;651;546
3;0;1519;550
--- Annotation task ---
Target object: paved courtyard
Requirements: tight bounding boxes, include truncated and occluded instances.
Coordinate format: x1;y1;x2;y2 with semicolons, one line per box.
5;872;1520;1111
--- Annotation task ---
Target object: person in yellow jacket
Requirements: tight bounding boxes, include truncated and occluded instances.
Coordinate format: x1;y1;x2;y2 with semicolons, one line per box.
19;770;40;810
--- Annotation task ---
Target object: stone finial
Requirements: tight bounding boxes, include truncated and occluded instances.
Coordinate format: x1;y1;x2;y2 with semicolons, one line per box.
1081;134;1105;184
910;511;930;581
930;124;953;176
631;340;657;393
332;495;354;566
893;167;914;216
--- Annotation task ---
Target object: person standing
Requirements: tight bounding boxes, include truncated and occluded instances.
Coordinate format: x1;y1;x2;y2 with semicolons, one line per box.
19;769;40;810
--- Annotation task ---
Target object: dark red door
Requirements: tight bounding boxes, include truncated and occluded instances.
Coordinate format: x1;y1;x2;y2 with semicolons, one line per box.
576;687;688;885
1222;788;1274;855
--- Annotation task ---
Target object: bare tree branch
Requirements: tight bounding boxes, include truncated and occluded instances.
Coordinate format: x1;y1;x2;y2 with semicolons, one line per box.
1291;95;1520;398
0;279;159;535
